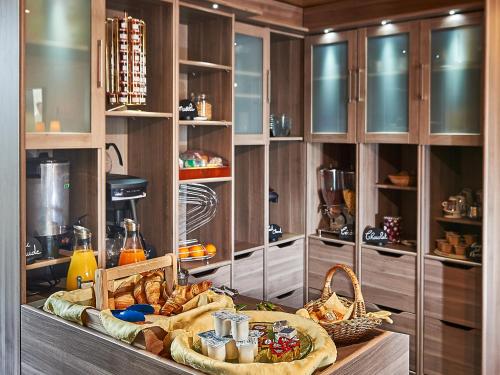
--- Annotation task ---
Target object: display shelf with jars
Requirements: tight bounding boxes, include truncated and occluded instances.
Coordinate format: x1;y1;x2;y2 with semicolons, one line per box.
306;143;357;245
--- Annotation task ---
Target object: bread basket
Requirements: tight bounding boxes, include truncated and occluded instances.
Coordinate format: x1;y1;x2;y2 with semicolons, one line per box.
304;264;382;345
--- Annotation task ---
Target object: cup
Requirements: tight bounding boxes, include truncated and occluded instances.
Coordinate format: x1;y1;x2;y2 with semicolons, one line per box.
436;239;447;251
441;242;453;254
454;243;468;256
442;197;460;218
448;234;461;246
445;231;458;243
383;216;402;244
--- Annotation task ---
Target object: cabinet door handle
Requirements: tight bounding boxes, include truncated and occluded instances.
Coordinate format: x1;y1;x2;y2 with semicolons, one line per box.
418;63;424;101
348;69;353;103
266;70;271;103
97;39;103;88
356;68;362;102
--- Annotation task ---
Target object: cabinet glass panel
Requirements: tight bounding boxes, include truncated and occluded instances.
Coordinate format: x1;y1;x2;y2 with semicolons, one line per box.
430;25;482;134
312;42;348;134
25;0;91;133
366;33;409;133
235;33;263;135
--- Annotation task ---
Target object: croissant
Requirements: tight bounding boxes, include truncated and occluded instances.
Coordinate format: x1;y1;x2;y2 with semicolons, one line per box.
160;281;212;316
114;292;135;310
145;272;163;305
133;277;148;304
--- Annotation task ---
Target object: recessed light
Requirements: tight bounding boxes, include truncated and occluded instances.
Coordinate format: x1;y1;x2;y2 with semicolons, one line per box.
25;9;30;13
449;9;457;15
381;20;389;26
212;3;219;9
323;28;333;34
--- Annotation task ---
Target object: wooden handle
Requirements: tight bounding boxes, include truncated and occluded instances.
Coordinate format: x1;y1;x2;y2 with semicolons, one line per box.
321;264;366;319
418;63;424;100
266;70;271;103
348;69;353;103
97;39;103;88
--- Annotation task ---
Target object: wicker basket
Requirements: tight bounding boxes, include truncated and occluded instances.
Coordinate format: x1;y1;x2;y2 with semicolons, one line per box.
305;264;382;345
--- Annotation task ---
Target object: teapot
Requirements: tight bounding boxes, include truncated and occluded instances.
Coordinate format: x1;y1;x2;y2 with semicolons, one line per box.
442;196;461;218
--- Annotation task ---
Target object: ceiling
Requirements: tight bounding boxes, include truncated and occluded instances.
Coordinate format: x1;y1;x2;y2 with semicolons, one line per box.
277;0;341;7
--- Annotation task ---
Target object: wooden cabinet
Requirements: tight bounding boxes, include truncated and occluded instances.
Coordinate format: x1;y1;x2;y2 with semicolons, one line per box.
308;236;355;298
424;317;481;375
234;23;269;145
420;12;484;146
233;249;264;299
361;247;417;313
357;21;420;144
270;287;304;309
189;264;231;287
305;31;357;143
267;238;304;298
424;258;482;329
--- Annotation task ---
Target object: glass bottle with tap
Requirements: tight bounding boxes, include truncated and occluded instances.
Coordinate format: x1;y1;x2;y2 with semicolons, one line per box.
66;226;98;291
118;218;146;265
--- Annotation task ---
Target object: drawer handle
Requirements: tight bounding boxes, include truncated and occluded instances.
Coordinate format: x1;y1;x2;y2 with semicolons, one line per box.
191;268;218;278
373;303;403;315
235;252;253;261
320;240;345;248
440;320;474;331
277;240;296;248
275;290;295;300
375;250;404;258
440;260;474;270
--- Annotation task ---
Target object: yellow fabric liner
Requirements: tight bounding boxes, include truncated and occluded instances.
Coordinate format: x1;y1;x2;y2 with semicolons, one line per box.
170;310;337;375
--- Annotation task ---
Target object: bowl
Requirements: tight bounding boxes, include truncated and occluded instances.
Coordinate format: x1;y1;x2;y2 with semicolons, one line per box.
388;174;415;187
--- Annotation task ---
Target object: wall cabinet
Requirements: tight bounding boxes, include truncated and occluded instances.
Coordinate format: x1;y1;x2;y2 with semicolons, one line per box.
305;31;357;143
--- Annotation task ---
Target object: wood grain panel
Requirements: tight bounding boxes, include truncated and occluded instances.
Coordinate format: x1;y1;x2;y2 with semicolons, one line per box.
483;0;500;372
308;237;355;298
304;0;483;32
361;247;417;313
267;239;304;297
189;264;231;286
424;317;481;375
424;258;482;328
233;249;264;299
1;0;20;371
270;287;304;309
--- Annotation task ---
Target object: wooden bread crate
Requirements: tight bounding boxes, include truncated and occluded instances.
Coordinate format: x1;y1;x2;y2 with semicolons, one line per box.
94;254;178;310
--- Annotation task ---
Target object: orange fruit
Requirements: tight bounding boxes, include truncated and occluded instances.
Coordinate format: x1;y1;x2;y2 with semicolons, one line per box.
205;243;217;256
179;247;190;259
189;245;205;258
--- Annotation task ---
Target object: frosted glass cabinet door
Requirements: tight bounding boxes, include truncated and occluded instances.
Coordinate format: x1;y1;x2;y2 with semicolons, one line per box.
25;0;91;134
234;29;266;137
305;31;357;143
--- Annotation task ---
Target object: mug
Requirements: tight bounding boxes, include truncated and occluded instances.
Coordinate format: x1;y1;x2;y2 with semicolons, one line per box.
442;197;461;218
383;216;402;244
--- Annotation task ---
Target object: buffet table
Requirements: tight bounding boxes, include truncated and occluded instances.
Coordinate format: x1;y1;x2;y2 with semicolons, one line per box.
20;296;409;375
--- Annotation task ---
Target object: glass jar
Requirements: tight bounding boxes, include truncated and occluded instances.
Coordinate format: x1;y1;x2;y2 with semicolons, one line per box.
196;93;213;120
118;218;146;265
66;226;98;291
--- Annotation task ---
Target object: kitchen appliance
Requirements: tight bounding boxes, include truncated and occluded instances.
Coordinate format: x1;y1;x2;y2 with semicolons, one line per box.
27;154;70;259
318;168;356;237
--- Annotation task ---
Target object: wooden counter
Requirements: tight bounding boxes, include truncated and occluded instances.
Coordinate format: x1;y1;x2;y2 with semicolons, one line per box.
21;301;408;374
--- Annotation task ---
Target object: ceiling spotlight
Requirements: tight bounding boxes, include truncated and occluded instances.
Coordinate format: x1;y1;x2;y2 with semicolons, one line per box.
381;20;390;26
25;9;30;13
449;9;457;15
212;3;219;9
324;28;333;34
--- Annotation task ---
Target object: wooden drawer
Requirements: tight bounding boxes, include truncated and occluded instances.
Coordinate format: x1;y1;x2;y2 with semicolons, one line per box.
361;248;416;313
189;265;231;287
267;238;304;298
270;288;304;309
367;303;416;372
233;250;264;299
308;237;355;298
424;317;481;375
424;258;482;329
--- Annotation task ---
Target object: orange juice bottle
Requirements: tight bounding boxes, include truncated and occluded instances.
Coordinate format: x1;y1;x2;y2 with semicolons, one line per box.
118;219;146;266
66;226;97;291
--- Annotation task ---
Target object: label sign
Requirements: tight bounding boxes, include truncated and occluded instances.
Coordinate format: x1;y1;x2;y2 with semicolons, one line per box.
178;100;198;120
362;226;388;245
339;225;355;242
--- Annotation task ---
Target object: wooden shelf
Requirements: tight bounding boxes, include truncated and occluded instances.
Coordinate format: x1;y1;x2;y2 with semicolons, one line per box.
309;233;355;247
105;110;173;118
425;253;481;267
376;183;417;191
234;241;263;255
26;251;98;271
179;59;232;72
178;120;232;126
269;232;304;247
362;242;417;256
180;256;232;273
435;217;482;226
178;176;232;184
270;137;303;142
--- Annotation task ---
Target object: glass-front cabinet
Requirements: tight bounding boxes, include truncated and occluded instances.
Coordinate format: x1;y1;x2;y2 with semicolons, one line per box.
420;12;483;145
305;30;357;143
234;23;269;145
357;21;419;143
24;0;104;149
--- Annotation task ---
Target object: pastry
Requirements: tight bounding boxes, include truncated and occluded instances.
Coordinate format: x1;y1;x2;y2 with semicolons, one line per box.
114;292;135;310
160;281;212;316
133;278;147;304
145;272;163;304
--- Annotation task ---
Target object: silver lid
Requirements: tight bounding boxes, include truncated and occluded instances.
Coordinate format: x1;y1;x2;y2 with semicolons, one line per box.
74;225;92;240
122;218;139;232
